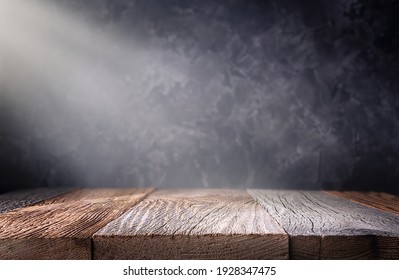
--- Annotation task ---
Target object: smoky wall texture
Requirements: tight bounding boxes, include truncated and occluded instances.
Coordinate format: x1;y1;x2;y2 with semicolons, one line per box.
0;0;398;194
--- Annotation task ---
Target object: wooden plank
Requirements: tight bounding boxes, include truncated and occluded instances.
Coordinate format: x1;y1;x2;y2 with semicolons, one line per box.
0;188;72;213
93;189;288;259
326;191;399;215
248;190;399;259
0;188;153;259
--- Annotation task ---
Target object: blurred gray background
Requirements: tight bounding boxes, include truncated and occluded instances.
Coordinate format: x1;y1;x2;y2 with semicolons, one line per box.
1;0;398;194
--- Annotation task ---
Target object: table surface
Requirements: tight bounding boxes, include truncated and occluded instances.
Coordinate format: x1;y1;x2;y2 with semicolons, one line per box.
0;188;398;260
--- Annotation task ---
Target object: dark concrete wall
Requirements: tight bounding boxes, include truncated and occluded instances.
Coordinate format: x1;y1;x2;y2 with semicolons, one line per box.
1;0;398;194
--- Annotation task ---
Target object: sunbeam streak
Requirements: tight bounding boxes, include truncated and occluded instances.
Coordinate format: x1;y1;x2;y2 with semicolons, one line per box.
1;0;199;187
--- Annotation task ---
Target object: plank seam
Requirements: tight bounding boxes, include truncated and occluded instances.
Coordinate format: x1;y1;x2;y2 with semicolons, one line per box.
246;189;290;258
246;189;289;234
90;188;157;259
90;238;94;260
323;191;399;216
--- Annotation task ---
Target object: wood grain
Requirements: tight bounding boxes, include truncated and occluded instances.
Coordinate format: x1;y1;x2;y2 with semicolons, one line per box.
248;190;399;259
326;191;399;215
0;188;72;213
0;188;153;259
93;189;288;259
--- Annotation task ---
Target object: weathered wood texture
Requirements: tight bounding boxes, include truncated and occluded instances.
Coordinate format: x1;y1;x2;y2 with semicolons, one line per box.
326;191;399;215
93;189;288;259
248;190;399;259
0;188;152;259
0;188;72;213
1;188;398;260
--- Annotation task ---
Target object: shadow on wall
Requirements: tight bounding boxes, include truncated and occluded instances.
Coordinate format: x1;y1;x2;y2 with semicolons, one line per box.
0;93;77;193
1;0;399;195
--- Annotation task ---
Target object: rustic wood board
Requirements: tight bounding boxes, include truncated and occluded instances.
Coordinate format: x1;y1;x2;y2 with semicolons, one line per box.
0;188;153;259
326;191;399;215
93;189;288;259
0;188;72;213
248;190;399;259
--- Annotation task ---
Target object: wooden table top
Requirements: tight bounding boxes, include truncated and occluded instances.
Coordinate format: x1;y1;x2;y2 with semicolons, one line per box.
0;188;398;260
